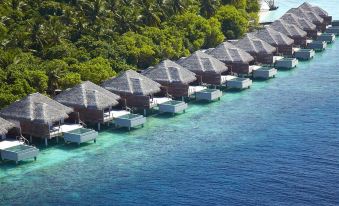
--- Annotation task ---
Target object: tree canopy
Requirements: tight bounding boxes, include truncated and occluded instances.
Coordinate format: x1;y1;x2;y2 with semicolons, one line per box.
0;0;259;108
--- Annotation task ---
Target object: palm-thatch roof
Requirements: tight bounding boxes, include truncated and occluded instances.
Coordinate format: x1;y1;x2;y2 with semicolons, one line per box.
176;51;228;74
206;42;254;64
252;27;294;46
143;59;196;84
102;70;161;96
312;6;328;17
270;19;307;38
55;81;121;110
287;8;324;24
298;2;329;16
234;34;277;55
0;93;73;124
0;117;15;136
280;13;317;31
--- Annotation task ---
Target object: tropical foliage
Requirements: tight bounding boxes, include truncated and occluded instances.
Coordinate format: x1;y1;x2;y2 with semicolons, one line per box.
0;0;259;108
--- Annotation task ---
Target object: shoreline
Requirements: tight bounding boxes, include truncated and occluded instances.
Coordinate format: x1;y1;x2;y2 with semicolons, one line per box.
259;0;270;23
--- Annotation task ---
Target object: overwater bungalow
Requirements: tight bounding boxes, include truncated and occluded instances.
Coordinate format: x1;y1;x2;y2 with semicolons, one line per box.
270;19;308;46
206;42;254;75
0;117;39;164
298;2;332;25
252;27;295;56
102;70;185;116
207;43;276;79
234;34;277;65
235;34;297;69
286;8;326;32
55;81;141;131
280;13;318;39
0;93;89;146
143;60;196;99
177;51;252;90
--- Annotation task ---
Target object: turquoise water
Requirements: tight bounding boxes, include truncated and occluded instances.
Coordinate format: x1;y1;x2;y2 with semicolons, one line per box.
1;1;339;205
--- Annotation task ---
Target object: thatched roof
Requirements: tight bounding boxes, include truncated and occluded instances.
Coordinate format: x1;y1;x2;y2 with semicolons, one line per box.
55;81;121;110
280;13;317;31
312;6;328;17
176;51;228;74
287;8;324;24
234;34;277;55
252;27;294;46
102;70;161;96
270;19;307;38
299;2;329;16
207;42;254;64
143;59;196;84
0;93;73;124
0;117;15;136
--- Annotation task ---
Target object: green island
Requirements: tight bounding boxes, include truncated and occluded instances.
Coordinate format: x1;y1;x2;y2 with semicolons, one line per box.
0;0;259;108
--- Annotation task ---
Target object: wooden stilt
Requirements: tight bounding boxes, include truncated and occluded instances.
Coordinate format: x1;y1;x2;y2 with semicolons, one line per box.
98;123;101;131
45;138;48;147
143;109;147;116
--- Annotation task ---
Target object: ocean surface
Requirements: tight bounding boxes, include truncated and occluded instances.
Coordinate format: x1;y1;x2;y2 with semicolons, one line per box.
1;1;339;205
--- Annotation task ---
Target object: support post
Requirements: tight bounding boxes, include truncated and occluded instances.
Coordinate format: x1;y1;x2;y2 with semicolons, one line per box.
56;137;59;144
182;96;184;102
143;109;147;117
45;138;48;147
30;136;32;143
98;123;101;131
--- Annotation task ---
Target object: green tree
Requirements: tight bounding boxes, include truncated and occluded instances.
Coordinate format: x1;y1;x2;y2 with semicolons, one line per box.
170;12;224;51
70;57;116;84
215;5;248;39
59;72;82;89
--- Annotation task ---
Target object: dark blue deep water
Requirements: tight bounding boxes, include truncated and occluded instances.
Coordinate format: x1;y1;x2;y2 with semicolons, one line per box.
1;1;339;205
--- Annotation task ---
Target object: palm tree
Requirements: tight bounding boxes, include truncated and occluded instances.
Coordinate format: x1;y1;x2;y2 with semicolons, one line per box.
136;0;161;27
200;0;219;18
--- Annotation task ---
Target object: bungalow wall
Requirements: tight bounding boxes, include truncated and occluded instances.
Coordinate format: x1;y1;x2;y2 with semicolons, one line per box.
19;121;51;139
315;22;327;32
118;94;151;110
226;62;251;75
277;44;294;56
292;36;307;47
68;108;107;124
159;83;190;98
194;72;222;85
305;29;318;39
321;15;332;25
251;53;274;65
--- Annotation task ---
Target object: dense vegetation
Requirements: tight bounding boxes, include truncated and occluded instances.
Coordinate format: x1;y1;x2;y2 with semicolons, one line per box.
0;0;259;108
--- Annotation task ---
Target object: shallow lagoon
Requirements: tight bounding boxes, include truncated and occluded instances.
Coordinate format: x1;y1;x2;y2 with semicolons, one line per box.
1;1;339;205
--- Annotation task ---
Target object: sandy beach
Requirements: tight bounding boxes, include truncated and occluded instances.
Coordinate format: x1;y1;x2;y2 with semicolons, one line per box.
259;0;270;23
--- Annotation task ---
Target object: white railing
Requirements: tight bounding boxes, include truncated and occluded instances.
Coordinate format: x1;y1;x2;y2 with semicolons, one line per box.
16;135;30;145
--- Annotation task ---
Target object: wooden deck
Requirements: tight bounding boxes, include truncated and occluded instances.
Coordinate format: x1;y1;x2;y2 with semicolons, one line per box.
222;75;252;90
307;40;327;51
114;114;146;130
251;66;277;79
274;57;298;69
0;140;39;164
293;48;315;60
